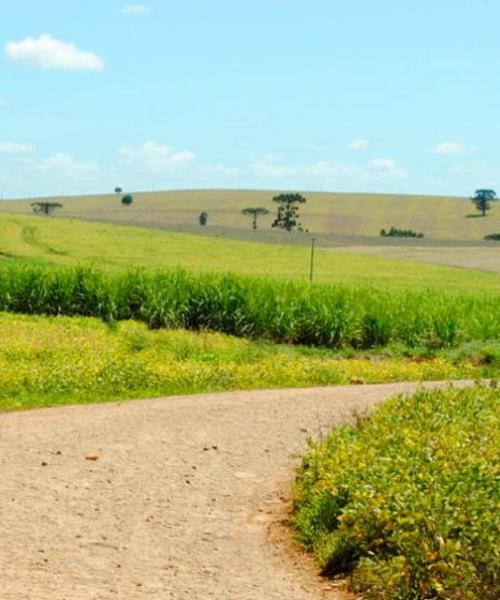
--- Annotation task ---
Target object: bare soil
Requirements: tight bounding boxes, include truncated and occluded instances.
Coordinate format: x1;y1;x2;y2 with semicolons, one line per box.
0;381;471;599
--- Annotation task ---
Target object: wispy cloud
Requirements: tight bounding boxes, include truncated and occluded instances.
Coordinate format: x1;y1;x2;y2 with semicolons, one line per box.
371;158;396;170
118;141;196;171
250;155;408;182
348;139;369;150
0;141;35;154
36;153;99;174
432;141;474;155
4;34;104;71
120;4;152;15
370;158;407;178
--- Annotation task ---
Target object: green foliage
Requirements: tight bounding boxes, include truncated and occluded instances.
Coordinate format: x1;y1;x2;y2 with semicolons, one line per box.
484;233;500;241
241;207;269;229
114;186;123;194
0;265;498;350
380;227;424;238
294;386;500;599
471;189;497;217
121;194;133;206
199;211;208;226
271;193;307;231
30;201;63;216
0;313;482;411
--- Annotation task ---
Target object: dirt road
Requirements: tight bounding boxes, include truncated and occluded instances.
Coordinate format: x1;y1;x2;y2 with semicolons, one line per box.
0;381;470;599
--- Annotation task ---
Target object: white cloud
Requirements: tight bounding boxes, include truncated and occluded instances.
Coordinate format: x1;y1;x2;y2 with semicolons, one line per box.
36;153;99;174
0;141;35;154
170;150;196;163
371;158;397;171
432;141;473;155
118;141;196;171
370;158;407;179
250;155;408;182
4;34;104;71
348;139;369;150
120;4;152;15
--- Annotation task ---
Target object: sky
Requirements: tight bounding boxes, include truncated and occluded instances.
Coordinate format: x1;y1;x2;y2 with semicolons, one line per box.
1;0;500;199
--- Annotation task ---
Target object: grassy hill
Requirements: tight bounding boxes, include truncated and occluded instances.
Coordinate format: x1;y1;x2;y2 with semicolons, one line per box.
3;188;500;241
1;212;499;292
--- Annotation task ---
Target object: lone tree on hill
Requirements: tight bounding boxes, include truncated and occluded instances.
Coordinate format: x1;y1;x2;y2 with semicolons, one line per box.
199;211;208;226
471;189;497;216
241;207;269;230
114;186;122;194
31;201;62;216
271;193;306;231
121;194;133;206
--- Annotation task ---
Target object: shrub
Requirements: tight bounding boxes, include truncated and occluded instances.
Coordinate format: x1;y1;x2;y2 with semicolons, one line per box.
294;386;500;599
381;227;424;238
484;233;500;241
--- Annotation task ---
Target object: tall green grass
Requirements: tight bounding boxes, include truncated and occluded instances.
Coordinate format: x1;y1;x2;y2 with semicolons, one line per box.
0;264;498;349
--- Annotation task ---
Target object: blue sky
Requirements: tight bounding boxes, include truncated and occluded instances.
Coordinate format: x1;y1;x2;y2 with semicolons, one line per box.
1;0;499;198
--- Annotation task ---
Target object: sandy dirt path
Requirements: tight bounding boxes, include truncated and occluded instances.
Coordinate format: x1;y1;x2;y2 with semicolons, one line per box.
0;381;472;599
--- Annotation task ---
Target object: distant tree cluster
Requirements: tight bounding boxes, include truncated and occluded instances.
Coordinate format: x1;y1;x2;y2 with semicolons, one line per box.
196;194;308;232
380;227;424;238
114;186;133;206
31;201;62;216
484;233;500;241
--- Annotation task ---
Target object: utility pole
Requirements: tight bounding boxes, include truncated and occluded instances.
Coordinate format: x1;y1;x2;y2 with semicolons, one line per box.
309;237;316;282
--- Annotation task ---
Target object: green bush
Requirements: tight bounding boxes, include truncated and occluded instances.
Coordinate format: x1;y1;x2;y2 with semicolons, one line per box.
294;386;500;599
380;226;424;238
0;264;498;349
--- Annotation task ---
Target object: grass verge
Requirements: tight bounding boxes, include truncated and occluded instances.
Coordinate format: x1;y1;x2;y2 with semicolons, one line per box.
294;386;500;599
0;313;490;411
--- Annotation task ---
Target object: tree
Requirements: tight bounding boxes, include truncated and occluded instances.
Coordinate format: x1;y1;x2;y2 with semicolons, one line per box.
31;201;62;216
471;189;497;216
114;186;122;194
241;207;269;230
121;194;133;206
199;212;208;226
271;193;306;231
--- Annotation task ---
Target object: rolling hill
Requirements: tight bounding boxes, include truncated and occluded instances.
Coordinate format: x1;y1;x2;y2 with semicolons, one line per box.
2;189;500;241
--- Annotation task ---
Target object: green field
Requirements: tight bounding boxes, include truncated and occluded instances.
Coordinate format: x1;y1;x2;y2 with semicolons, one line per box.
1;212;500;291
1;312;485;412
3;188;500;241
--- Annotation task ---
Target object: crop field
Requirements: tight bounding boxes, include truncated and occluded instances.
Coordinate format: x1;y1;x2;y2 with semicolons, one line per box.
3;188;500;241
1;312;493;412
332;244;500;274
294;385;500;599
1;213;500;291
0;264;499;350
